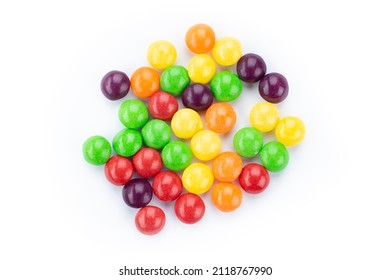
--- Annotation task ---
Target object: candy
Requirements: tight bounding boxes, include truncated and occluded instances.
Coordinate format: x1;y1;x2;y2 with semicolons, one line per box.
160;65;190;96
259;141;289;172
205;103;236;134
238;163;270;194
174;193;205;224
233;127;263;158
185;23;215;54
258;72;289;103
112;128;142;157
147;91;178;120
249;102;280;133
161;141;192;171
236;53;267;83
147;40;177;70
132;148;162;178
135;206;166;235
182;163;214;194
141;119;171;150
152;171;182;202
104;156;133;186
82;135;111;165
171;108;203;139
212;37;242;66
212;152;242;182
130;67;160;98
211;183;242;212
182;83;213;111
275;116;305;146
118;99;149;129
188;54;216;84
210;71;243;102
123;178;153;208
100;70;130;100
190;130;221;161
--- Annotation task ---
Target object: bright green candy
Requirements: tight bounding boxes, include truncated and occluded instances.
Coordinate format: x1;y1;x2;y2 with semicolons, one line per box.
141;119;171;150
118;99;148;129
233;127;263;158
260;141;289;172
210;71;243;102
160;65;190;96
82;135;111;165
112;128;142;157
161;141;192;171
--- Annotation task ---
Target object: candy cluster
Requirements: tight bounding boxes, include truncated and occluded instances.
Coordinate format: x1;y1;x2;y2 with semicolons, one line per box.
82;24;305;235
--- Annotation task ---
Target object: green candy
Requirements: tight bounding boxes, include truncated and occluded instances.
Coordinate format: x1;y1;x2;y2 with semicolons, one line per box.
210;71;243;102
160;65;190;96
141;119;171;150
233;127;263;158
82;135;111;165
260;141;289;172
162;141;192;171
118;99;148;129
112;128;142;157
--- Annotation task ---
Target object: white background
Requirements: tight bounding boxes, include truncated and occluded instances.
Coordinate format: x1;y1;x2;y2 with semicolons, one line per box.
1;0;390;279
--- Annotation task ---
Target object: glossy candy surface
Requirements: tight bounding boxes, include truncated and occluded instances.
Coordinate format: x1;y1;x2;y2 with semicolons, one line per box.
236;53;267;83
123;178;153;208
275;116;305;146
185;24;215;54
258;72;289;103
190;130;221;161
212;37;242;66
249;102;280;133
205;103;236;133
239;163;270;194
171;108;203;139
147;91;178;120
147;40;176;70
112;128;142;157
211;183;242;212
141;119;171;150
188;54;216;84
118;99;149;129
182;163;214;194
161;141;192;171
174;193;205;224
210;71;243;102
82;136;111;165
160;65;190;96
212;152;242;182
100;70;130;100
233;127;263;158
152;171;182;202
132;148;162;178
182;83;213;111
260;141;289;172
104;155;133;186
130;67;160;98
135;206;166;235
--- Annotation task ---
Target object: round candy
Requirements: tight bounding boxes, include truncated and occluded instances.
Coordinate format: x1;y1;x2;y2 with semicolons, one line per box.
249;102;280;133
205;103;236;134
212;37;242;66
211;183;242;212
174;193;205;224
188;54;216;84
82;135;111;165
147;40;176;70
161;141;192;171
185;23;215;54
182;163;214;194
104;155;133;186
141;119;171;150
112;128;142;157
118;99;149;129
130;67;160;98
259;141;289;172
100;70;130;100
210;71;243;102
152;171;182;202
160;65;190;96
123;178;153;208
239;163;270;194
275;116;305;146
171;108;203;139
233;127;263;158
132;148;162;178
190;130;221;161
147;91;178;120
212;152;243;182
135;206;166;235
258;72;289;103
182;83;213;111
236;53;267;83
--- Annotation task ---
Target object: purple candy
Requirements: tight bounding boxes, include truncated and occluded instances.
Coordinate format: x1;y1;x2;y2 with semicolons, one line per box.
258;72;289;103
236;53;267;83
182;84;213;111
122;178;153;208
100;70;130;100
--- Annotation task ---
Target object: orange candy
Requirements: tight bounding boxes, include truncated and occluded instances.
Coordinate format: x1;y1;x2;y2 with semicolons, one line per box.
130;67;160;98
185;24;215;54
205;103;236;133
212;152;243;182
211;183;242;212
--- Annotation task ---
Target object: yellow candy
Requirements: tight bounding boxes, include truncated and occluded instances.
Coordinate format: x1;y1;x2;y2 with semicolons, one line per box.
182;163;214;194
188;54;216;84
190;130;221;161
275;116;305;146
212;37;242;66
250;102;280;132
147;40;177;70
171;108;203;139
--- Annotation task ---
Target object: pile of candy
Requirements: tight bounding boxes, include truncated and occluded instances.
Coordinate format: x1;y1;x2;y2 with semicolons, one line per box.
82;24;305;235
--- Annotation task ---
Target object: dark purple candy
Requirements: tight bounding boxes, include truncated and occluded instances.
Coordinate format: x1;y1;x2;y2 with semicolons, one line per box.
122;178;153;208
236;53;267;83
182;84;213;111
258;72;289;103
100;70;130;100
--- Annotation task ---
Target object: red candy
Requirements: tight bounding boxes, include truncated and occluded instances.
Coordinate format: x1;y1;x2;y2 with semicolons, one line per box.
147;91;178;120
135;206;166;235
104;155;133;186
174;193;205;224
133;148;162;178
152;171;183;201
239;163;270;194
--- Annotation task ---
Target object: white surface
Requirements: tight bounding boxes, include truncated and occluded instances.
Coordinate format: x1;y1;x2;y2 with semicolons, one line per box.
1;0;390;279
